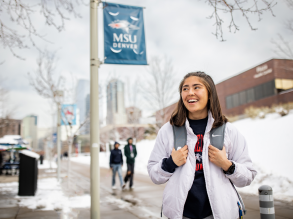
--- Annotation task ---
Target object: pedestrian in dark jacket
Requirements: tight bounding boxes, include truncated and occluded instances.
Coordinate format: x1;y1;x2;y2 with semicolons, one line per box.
123;137;137;189
110;142;124;189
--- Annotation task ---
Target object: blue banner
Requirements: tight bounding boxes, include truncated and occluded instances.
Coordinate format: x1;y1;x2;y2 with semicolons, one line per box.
61;104;77;126
103;3;147;65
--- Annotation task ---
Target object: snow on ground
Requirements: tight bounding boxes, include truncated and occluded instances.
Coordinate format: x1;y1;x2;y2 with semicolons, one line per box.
232;112;293;181
71;111;293;201
233;112;293;201
237;163;293;202
0;177;90;212
38;160;57;169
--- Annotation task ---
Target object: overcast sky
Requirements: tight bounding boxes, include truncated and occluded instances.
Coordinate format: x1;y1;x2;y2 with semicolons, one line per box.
1;0;292;128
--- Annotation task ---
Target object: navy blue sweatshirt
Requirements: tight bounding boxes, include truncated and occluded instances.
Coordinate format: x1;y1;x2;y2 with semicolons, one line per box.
110;149;123;167
161;117;212;219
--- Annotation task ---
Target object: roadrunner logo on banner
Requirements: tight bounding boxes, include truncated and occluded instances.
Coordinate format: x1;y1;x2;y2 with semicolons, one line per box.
103;2;147;65
61;104;77;126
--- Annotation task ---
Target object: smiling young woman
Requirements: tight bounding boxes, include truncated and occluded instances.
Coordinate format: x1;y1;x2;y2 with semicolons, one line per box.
170;72;227;128
147;72;257;219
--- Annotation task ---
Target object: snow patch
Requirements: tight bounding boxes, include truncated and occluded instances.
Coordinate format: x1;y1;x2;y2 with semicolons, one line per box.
0;178;90;211
19;150;40;159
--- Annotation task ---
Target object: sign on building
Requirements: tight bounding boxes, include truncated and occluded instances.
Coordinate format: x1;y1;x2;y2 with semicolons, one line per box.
61;104;77;126
103;2;147;65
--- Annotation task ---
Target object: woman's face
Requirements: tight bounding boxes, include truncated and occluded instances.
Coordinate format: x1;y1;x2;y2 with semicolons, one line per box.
181;76;209;119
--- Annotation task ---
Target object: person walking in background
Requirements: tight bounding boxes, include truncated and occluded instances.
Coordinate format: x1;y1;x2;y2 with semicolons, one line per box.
124;137;137;189
39;154;44;165
110;141;124;189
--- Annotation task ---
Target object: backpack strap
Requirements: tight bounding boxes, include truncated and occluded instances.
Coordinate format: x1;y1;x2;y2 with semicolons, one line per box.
172;124;187;150
209;123;226;150
210;123;246;216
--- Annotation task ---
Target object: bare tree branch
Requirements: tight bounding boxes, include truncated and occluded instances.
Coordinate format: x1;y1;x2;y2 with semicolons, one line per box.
271;18;293;60
141;56;178;130
205;0;277;41
0;0;83;59
125;76;142;139
271;34;293;59
28;50;67;104
283;0;293;10
0;74;17;133
285;19;293;33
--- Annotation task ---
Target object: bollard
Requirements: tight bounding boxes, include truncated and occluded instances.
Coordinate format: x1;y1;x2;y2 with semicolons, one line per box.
258;185;275;219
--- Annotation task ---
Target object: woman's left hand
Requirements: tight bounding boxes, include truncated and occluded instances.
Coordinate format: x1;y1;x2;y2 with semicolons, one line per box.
208;145;232;171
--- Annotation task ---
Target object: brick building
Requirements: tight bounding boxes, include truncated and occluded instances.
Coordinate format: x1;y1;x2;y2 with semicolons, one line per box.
156;59;293;124
217;59;293;116
0;119;22;138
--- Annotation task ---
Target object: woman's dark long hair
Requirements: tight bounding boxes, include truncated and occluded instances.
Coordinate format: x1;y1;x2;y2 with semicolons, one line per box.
170;72;228;128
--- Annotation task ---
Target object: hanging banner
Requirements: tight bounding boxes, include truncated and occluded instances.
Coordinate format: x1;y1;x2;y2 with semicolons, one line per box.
61;104;77;126
103;3;147;65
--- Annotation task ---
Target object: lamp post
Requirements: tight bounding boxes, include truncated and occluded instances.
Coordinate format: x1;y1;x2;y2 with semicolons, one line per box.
55;90;63;182
90;0;101;218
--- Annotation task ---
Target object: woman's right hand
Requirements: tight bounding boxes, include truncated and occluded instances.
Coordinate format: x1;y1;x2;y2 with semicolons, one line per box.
171;145;188;166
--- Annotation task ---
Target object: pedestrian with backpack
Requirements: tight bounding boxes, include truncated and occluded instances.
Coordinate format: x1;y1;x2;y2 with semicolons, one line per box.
147;72;257;219
123;137;137;189
110;141;125;189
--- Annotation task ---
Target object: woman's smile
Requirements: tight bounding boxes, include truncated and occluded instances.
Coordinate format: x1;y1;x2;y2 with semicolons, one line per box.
182;76;209;119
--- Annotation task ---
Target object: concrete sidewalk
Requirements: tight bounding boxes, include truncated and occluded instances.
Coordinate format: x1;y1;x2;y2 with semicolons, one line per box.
2;160;292;219
0;169;60;219
62;161;162;219
0;164;144;219
69;160;293;219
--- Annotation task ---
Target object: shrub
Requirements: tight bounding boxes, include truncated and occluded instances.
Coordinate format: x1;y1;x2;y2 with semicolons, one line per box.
272;102;293;117
244;106;271;119
244;106;260;119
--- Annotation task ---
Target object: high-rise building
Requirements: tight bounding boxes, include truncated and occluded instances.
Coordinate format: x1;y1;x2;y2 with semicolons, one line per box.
75;79;89;134
84;85;104;134
107;79;127;125
21;115;38;150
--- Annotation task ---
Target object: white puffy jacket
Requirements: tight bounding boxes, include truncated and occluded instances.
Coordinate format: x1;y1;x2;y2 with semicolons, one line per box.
147;111;257;219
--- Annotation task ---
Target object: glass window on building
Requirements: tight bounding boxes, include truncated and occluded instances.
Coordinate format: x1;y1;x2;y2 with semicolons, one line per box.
263;80;275;97
232;93;240;108
226;95;233;109
254;84;264;100
246;88;255;103
239;91;247;106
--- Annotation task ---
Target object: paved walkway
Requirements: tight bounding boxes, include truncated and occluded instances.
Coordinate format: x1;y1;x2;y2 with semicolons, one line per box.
69;161;293;219
0;162;146;219
1;160;293;219
64;161;165;219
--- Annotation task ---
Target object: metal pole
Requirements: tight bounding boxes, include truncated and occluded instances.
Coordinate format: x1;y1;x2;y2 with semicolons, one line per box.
57;103;61;182
258;185;275;219
90;0;100;218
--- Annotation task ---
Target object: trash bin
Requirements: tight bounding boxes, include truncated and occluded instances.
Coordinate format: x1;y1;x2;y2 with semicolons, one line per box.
18;150;40;196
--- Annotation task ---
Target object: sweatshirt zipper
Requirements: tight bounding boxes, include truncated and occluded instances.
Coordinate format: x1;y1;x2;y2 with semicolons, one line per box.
202;134;215;217
180;137;197;218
